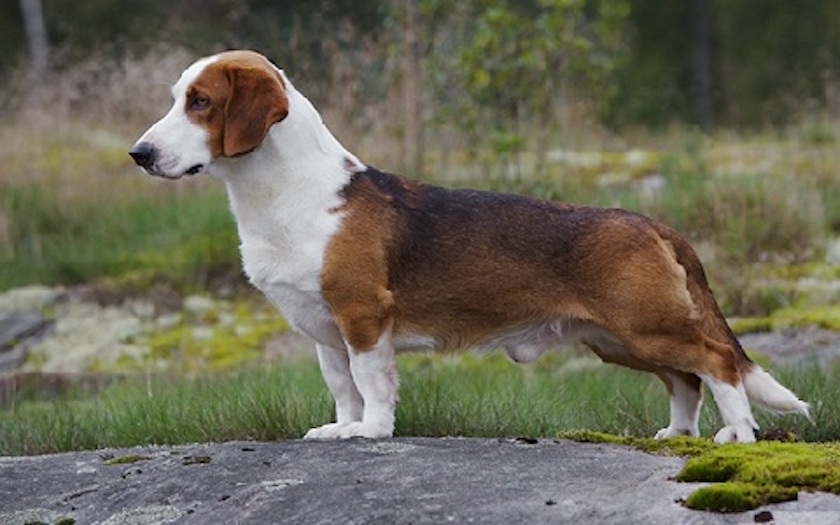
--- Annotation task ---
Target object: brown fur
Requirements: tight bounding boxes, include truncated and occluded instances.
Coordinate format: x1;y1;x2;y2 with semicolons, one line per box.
184;51;289;158
322;167;752;390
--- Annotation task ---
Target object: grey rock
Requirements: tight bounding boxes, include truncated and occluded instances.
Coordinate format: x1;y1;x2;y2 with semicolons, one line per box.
1;438;839;525
0;313;49;371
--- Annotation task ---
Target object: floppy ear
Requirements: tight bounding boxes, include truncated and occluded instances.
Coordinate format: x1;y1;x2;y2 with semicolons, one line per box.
222;65;289;157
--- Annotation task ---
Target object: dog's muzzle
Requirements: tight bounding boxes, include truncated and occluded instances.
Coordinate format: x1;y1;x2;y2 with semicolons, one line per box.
128;141;204;177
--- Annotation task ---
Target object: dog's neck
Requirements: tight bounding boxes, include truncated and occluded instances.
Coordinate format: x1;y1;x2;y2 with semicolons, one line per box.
210;74;363;247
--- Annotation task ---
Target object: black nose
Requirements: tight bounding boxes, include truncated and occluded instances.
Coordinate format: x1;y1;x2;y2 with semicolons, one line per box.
129;141;156;168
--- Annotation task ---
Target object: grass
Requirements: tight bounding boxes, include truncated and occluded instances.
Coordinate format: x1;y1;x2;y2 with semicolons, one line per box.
1;352;833;456
0;175;239;291
0;363;332;455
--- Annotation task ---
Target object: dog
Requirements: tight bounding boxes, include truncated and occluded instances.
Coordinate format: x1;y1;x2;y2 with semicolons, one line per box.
130;50;809;443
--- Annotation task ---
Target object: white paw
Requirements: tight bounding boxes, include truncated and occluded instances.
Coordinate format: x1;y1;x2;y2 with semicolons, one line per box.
713;424;757;444
654;426;698;440
333;421;394;439
303;422;352;440
303;420;394;440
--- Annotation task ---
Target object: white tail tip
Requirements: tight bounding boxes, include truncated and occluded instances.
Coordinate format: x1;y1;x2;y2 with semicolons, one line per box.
743;365;812;422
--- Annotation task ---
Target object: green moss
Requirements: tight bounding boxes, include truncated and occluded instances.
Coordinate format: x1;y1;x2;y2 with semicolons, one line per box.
558;430;716;456
113;296;293;373
557;429;632;445
732;303;840;336
685;482;798;513
181;455;212;465
729;318;773;336
103;454;151;465
771;305;840;331
560;432;840;512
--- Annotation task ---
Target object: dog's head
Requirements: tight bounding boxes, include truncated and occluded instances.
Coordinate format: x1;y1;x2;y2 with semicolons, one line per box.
129;50;289;178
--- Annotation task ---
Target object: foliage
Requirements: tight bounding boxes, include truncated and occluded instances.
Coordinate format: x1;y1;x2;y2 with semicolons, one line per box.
608;1;840;128
419;0;628;173
7;1;840;129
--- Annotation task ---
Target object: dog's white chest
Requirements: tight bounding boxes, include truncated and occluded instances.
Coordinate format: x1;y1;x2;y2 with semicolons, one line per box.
216;150;351;350
240;240;344;348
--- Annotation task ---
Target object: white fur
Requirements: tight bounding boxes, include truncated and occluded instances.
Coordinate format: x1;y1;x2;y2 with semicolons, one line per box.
654;372;702;439
304;343;364;438
134;56;219;178
307;326;399;439
743;365;811;420
211;70;362;349
699;374;758;443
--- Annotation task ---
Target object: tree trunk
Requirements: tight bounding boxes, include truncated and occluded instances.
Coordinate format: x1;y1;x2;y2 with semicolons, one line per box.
691;0;715;128
20;0;50;85
401;0;422;176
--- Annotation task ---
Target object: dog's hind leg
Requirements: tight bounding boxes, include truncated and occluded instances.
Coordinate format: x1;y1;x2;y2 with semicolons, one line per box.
304;343;365;439
585;336;703;440
653;370;702;439
700;371;758;443
621;330;760;443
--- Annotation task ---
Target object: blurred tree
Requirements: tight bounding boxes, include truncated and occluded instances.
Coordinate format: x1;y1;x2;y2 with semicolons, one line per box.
691;0;714;129
2;0;838;131
607;1;693;128
20;0;49;86
608;0;840;128
715;0;840;126
424;0;628;175
398;0;422;176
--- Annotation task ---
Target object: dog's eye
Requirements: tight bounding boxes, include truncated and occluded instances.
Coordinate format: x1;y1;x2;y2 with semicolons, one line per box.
190;96;210;110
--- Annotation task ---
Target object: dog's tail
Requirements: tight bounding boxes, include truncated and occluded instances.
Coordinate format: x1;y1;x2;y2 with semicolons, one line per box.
742;363;812;422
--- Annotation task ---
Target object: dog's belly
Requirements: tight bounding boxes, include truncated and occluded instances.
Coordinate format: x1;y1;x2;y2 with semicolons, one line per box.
393;319;604;362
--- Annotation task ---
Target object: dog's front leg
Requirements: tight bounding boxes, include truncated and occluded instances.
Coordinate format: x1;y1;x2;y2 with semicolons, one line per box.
338;325;399;439
304;343;364;439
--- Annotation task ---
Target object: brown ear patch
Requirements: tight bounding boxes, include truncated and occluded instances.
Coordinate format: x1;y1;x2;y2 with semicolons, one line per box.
188;51;290;159
222;57;289;157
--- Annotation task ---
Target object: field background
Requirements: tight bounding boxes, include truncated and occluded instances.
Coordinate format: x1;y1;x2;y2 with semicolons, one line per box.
1;1;839;453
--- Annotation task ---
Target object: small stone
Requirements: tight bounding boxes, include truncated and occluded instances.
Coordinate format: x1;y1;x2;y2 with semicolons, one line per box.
183;295;215;315
826;238;840;265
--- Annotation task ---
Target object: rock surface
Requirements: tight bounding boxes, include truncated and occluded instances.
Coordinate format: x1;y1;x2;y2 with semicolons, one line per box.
2;437;840;525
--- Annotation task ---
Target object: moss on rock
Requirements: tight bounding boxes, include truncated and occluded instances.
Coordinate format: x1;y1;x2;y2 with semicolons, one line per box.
559;431;840;512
